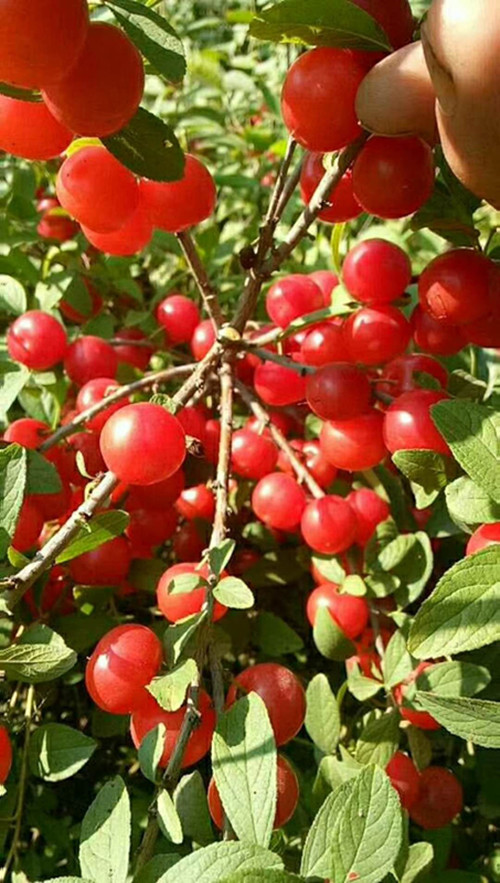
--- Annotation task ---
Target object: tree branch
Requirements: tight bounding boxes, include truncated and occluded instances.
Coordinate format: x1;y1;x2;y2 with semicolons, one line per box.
177;230;224;328
210;355;234;551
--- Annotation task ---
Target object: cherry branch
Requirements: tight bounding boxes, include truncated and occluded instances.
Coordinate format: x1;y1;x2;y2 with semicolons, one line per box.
177;230;224;328
273;155;303;221
210;355;234;551
239;342;315;376
262;138;297;234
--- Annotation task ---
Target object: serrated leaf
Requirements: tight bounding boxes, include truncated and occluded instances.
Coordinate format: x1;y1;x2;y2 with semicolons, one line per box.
415;693;500;748
106;0;185;82
26;449;62;495
103;107;184;182
56;511;129;564
393;449;455;508
29;723;96;782
138;723;166;783
213;576;254;609
158;842;283;882
253;612;303;656
417;662;491;698
0;623;76;683
330;765;403;883
431;401;500;504
208;539;236;577
305;674;340;754
250;0;391;50
445;477;500;528
163;612;207;667
301;785;349;878
355;710;400;767
383;631;413;689
174;771;214;846
408;546;500;658
212;694;276;847
313;606;356;661
79;776;131;883
0;444;27;552
0;276;27;315
220;873;301;883
147;659;197;712
157;789;183;845
400;842;434;883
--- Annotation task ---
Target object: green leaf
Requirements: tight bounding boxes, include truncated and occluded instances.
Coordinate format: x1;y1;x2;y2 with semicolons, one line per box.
406;727;432;772
208;539;236;577
305;674;341;755
313;606;356;661
400;842;434;883
103;107;184;182
382;631;413;690
245;549;304;587
0;444;27;553
56;511;129;565
253;612;303;656
417;662;491;698
157;789;183;845
355;710;400;767
408;546;500;658
79;776;131;883
138;723;166;783
220;873;301;883
0;81;41;102
250;0;391;50
146;659;197;712
415;693;500;748
0;623;77;683
301;786;350;878
445;477;500;528
158;842;283;882
213;576;254;610
0;365;30;417
37;879;95;883
29;723;97;782
330;765;403;883
392;449;455;508
212;694;277;848
431;401;500;504
26;449;62;495
106;0;186;82
134;855;181;883
0;275;27;315
347;662;383;701
375;532;434;606
174;771;214;846
310;553;346;584
169;573;205;596
163;612;207;667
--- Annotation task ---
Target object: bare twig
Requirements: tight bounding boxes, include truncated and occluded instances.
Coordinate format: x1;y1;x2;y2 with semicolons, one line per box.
273;156;303;220
177;230;224;328
0;685;35;882
264;138;297;229
239;343;314;376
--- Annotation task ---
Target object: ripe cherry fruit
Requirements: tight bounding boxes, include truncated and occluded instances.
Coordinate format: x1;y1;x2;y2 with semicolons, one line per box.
113;329;154;372
12;499;44;553
252;473;307;532
4;418;49;449
126;507;177;556
0;96;72;161
347;488;390;546
383;390;450;456
208;754;299;830
281;48;366;152
7;311;67;371
309;271;339;306
231;428;278;481
100;403;186;486
226;663;306;746
409;767;463;829
377;353;448;398
418;248;493;325
69;536;131;586
343;239;412;305
300;153;361;224
266;275;323;329
157;295;201;345
156;562;227;624
131;689;216;768
351;0;414;51
305;362;371;421
176;484;215;522
191;319;216;362
343;305;411;365
126;469;185;511
301;496;358;555
300;321;351;366
411;305;466;356
253;361;307;407
0;726;13;784
76;378;128;433
393;662;441;730
466;522;500;556
85;624;163;714
353;136;435;219
141;155;216;233
320;409;387;472
82;197;153;257
306;582;369;640
64;337;118;387
386;752;421;811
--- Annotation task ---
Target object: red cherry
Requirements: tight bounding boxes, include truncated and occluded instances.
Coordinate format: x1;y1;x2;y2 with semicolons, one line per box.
126;507;177;555
463;313;500;348
0;0;88;89
393;662;441;730
300;322;351;366
177;406;206;443
351;0;414;50
82;196;152;257
64;336;118;387
266;275;324;329
320;409;387;471
419;249;493;326
247;411;296;438
176;485;215;522
157;562;227;624
386;752;421;811
85;624;163;714
0;726;12;784
126;470;185;511
377;354;448;398
173;521;206;562
301;495;358;555
409;767;463;829
347;488;390;545
56;146;139;234
300;153;361;223
100;403;186;486
383;390;450;456
306;362;372;420
308;271;339;307
252;473;307;531
208;754;299;830
131;689;215;769
76;377;128;433
281;48;366;152
231;428;278;481
343;239;412;305
113;328;154;372
13;499;44;552
157;295;201;345
204;419;221;464
31;480;72;523
353;136;435;219
141;155;216;233
43;22;144;137
0;96;72;160
279;440;337;489
344;305;411;365
226;663;306;746
4;418;49;449
38;211;78;243
60;280;103;325
254;361;307;407
466;522;500;556
7;311;67;371
306;582;369;639
68;432;106;483
69;535;131;586
411;305;466;356
191;319;217;361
